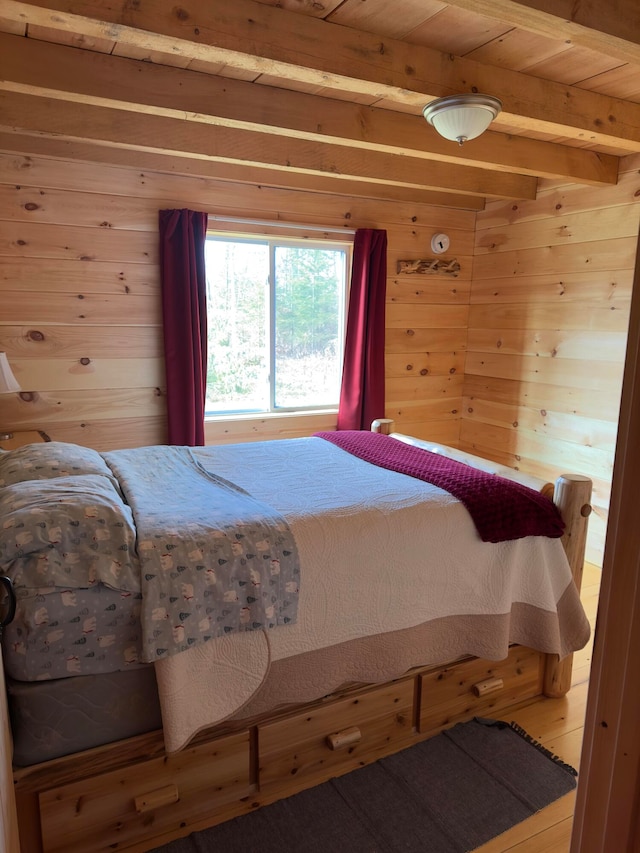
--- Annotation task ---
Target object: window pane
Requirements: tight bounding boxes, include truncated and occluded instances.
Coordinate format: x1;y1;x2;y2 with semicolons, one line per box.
204;239;268;413
273;246;345;409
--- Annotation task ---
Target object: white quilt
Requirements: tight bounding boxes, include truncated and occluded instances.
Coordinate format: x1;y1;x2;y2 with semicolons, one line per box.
156;437;588;752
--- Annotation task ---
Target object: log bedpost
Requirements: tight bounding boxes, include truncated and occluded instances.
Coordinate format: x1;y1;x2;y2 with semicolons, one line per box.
371;418;394;435
544;473;593;698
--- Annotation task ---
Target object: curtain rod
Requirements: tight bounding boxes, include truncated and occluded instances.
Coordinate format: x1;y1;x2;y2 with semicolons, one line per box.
207;214;356;237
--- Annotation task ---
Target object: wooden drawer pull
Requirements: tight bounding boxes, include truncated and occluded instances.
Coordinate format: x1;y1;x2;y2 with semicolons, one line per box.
472;677;504;697
325;726;362;750
134;784;179;813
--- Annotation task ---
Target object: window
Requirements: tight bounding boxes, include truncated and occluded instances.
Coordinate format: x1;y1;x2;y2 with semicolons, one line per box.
204;233;350;416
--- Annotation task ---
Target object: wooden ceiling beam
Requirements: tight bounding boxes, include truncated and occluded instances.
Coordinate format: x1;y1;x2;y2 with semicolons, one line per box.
3;0;640;152
0;32;619;187
0;133;486;210
0;136;485;212
0;92;538;199
442;0;640;65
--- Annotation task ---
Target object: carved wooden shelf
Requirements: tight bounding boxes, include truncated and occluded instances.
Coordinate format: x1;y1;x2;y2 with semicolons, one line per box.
397;258;461;276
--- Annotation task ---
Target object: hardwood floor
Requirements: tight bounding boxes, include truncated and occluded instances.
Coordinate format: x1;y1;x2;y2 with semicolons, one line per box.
475;562;601;853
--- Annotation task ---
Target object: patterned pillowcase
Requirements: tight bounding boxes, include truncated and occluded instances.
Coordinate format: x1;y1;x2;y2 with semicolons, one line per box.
0;474;140;593
0;441;121;493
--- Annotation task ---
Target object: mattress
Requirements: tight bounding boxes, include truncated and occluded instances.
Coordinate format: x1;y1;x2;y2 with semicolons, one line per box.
7;665;161;766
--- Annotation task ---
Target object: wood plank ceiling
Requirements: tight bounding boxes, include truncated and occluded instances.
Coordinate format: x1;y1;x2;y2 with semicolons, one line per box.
0;0;639;209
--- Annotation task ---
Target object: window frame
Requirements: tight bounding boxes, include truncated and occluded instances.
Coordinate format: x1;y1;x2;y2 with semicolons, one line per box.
204;228;352;419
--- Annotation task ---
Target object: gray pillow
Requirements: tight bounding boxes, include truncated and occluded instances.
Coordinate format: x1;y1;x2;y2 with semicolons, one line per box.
0;441;121;494
0;474;140;593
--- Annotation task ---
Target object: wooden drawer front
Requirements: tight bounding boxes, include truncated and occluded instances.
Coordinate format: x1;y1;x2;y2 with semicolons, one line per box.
419;647;545;734
39;731;252;853
259;679;415;791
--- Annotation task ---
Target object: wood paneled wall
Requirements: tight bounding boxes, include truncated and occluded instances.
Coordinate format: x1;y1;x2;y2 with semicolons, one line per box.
385;228;472;444
461;154;640;565
0;150;474;451
2;147;638;562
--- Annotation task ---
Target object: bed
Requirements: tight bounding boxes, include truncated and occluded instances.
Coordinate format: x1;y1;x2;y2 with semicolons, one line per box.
0;419;592;853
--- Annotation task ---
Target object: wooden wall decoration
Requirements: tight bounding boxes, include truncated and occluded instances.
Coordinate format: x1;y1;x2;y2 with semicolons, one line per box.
396;258;461;276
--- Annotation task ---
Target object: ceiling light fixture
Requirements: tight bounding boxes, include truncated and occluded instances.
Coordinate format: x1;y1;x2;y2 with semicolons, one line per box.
422;94;502;145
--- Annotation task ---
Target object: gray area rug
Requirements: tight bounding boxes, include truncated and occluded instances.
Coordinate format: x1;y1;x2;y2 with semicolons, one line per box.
152;717;577;853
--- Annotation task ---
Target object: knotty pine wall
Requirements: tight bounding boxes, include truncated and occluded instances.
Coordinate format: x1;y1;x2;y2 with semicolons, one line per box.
461;153;640;565
0;150;473;451
2;148;638;563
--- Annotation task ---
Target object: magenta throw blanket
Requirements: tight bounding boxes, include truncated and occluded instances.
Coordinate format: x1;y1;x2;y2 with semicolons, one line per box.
315;431;564;543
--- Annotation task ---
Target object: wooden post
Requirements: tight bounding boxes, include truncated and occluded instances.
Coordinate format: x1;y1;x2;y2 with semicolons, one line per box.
543;473;593;698
370;418;394;434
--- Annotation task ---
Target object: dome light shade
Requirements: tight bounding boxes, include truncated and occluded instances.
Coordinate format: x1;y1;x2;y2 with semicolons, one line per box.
422;94;502;145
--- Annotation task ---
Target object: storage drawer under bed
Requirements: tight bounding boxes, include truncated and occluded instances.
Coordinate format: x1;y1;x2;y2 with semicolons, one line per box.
38;730;252;853
418;646;545;734
258;678;416;793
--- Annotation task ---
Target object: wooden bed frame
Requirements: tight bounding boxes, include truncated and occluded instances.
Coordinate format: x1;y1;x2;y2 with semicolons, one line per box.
3;421;592;853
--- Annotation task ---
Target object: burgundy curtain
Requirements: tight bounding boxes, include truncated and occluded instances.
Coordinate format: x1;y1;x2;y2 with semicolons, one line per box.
337;228;387;431
159;209;208;446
